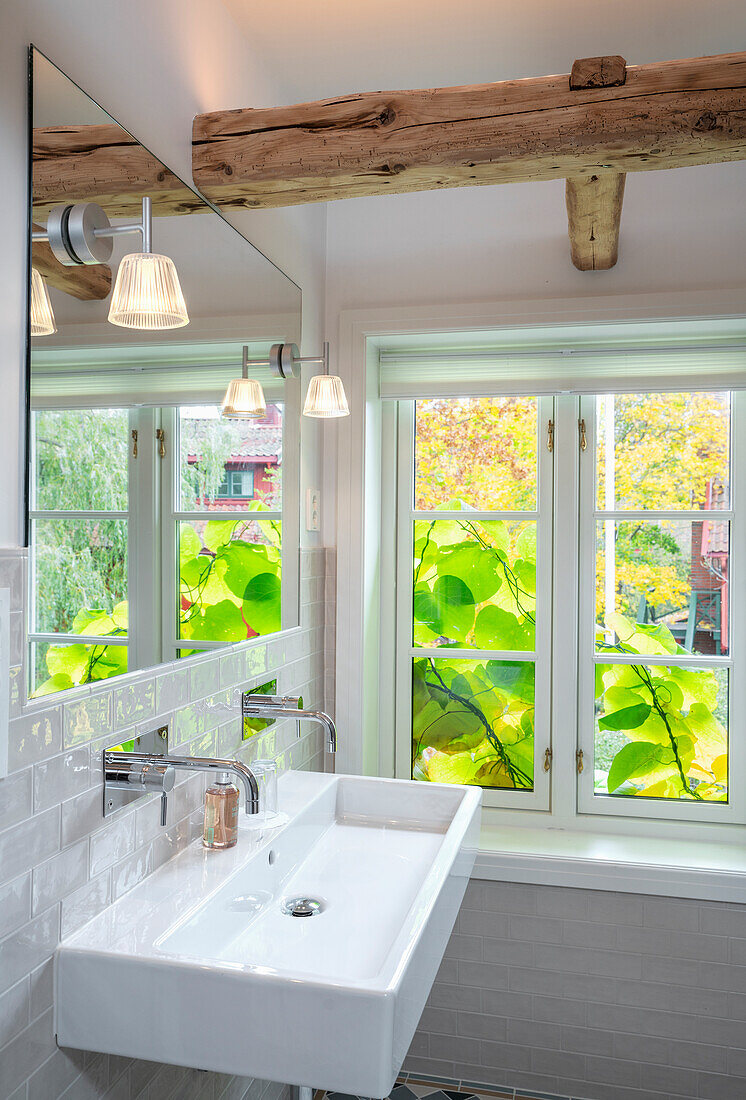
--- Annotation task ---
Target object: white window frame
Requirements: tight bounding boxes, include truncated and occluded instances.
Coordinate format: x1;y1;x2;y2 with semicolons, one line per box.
393;397;554;811
27;406;134;692
27;398;300;688
387;388;746;835
161;403;293;662
577;390;746;825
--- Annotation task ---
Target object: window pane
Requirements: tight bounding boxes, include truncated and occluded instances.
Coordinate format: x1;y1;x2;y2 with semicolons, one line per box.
413;519;536;650
179;405;282;511
412;656;535;790
594;661;728;803
595;520;729;657
415;397;538;511
179;516;281;643
32;519;127;635
31;639;128;697
33;409;128;511
596;392;730;512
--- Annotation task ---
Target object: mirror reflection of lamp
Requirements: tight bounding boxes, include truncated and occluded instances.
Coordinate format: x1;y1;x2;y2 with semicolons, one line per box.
29;268;56;336
222;347;267;419
220;341;349;420
31;197;188;330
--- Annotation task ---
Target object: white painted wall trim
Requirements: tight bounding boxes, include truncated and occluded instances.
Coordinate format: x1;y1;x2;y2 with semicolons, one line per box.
475;826;746;903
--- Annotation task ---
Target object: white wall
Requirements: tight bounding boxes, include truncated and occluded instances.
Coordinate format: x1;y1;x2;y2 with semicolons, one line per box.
325;164;746;318
0;0;327;548
223;0;746;103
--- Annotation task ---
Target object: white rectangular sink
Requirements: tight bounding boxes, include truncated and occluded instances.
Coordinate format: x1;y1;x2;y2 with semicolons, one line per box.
56;771;481;1097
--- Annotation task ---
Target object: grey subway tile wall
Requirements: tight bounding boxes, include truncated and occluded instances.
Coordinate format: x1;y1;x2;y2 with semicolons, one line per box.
406;879;746;1100
0;547;328;1100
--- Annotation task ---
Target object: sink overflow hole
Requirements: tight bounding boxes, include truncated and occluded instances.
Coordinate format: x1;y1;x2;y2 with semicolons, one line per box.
268;850;277;866
281;896;324;918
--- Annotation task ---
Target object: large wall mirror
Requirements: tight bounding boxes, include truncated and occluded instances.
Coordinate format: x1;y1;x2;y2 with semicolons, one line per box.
26;48;302;700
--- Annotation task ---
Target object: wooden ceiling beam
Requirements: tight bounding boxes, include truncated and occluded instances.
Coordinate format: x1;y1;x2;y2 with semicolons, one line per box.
566;56;628;270
565;171;626;270
31;225;112;301
191;50;746;217
32;124;201;219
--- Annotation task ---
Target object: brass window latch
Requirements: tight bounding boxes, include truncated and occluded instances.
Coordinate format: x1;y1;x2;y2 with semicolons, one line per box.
576;748;585;774
155;428;166;458
578;418;588;452
543;747;553;772
547;419;554;453
131;429;138;458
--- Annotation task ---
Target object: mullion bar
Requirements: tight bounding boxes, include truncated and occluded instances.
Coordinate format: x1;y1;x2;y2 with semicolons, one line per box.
411;646;536;662
174;511;281;521
412;510;539;522
30;511;129;520
593;652;731;668
594;509;734;522
29;632;128;646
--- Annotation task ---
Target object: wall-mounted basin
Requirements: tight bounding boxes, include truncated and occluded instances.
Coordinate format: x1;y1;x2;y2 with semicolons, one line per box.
56;771;481;1097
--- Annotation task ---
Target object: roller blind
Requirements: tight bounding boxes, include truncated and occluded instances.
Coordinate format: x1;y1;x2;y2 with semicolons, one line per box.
379;344;746;399
31;341;286;409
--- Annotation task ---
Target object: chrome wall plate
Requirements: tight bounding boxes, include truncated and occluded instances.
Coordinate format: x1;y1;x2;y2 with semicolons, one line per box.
103;724;169;818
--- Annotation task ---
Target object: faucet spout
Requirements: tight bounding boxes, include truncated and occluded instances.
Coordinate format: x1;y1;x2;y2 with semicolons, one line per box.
166;755;260;813
103;749;260;818
242;694;337;753
300;709;337;754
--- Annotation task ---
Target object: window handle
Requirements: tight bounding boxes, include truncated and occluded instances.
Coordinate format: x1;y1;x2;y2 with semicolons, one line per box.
155;428;166;458
131;429;138;458
547;420;554;453
543;747;552;772
576;748;585;774
578;418;588;452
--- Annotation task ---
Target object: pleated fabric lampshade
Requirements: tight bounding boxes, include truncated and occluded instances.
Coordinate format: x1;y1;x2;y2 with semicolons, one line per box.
30;268;56;336
303;373;349;418
108;252;189;330
222;377;267;418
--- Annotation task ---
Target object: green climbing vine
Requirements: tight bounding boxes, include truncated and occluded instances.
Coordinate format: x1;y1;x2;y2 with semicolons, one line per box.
411;508;537;789
595;614;727;802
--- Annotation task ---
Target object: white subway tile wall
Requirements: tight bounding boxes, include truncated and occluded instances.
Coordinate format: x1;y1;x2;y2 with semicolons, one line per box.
405;879;746;1100
4;539;746;1100
0;546;329;1100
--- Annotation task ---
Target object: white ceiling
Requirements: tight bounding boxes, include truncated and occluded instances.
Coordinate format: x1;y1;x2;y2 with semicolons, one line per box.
221;0;746;104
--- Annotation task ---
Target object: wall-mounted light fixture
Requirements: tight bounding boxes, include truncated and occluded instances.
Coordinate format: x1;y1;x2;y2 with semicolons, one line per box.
222;346;267;419
303;341;349;418
32;197;188;331
29;267;56;336
221;341;349;420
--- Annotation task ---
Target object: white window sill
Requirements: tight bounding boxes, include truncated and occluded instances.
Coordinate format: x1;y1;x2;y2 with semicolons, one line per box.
476;824;746;903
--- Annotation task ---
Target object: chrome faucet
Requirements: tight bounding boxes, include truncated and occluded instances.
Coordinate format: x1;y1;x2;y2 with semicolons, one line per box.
242;693;337;753
103;749;260;825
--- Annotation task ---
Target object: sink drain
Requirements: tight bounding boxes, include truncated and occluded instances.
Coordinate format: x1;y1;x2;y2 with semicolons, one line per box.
281;896;324;917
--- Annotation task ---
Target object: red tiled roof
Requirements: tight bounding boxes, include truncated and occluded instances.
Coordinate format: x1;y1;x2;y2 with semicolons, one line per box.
185;420;281;462
231;426;282;458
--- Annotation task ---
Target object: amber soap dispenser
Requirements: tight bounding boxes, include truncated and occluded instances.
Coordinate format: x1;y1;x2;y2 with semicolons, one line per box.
203;771;239;849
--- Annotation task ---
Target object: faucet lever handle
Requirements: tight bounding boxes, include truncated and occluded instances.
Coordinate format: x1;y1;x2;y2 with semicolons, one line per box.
160;790;168;827
241;692;301;715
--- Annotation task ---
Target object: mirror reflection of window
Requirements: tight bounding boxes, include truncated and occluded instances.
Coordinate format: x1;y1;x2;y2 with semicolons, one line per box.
29;408;130;697
175;407;283;659
179;404;282;512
